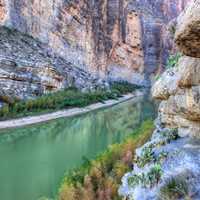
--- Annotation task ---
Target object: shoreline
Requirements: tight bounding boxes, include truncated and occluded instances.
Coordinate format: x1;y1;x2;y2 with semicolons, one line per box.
0;92;143;130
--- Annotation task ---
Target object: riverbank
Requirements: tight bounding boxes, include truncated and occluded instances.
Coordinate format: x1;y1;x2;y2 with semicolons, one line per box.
0;91;143;130
58;120;154;200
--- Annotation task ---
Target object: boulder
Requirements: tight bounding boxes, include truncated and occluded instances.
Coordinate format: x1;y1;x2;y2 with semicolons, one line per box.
175;0;200;57
174;87;200;121
152;68;179;100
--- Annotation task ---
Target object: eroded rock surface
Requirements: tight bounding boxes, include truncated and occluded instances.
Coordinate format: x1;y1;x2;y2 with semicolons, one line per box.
0;0;190;85
152;0;200;138
175;0;200;57
120;1;200;199
119;125;200;200
0;27;107;103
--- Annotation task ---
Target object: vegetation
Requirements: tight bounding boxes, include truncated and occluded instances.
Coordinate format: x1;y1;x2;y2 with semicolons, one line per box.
136;146;156;168
168;24;176;36
0;82;140;120
110;81;141;94
158;175;192;200
135;129;177;169
154;53;182;81
128;164;162;188
58;120;154;200
127;128;180;191
161;128;179;143
166;53;182;69
136;145;168;168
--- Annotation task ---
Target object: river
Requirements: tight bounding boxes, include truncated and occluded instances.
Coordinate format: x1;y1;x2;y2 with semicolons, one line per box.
0;95;155;200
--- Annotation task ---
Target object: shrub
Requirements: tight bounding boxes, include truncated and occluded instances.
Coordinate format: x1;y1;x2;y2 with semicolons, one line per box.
158;176;191;200
136;146;156;168
0;104;9;117
157;151;168;163
0;81;139;120
168;23;176;36
161;128;179;143
145;164;162;186
166;53;182;69
128;164;162;188
110;81;141;94
128;174;141;188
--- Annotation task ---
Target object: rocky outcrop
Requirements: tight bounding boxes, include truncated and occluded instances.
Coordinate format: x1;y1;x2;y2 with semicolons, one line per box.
0;27;107;104
119;122;200;200
175;0;200;57
153;0;200;138
120;1;200;199
0;0;190;85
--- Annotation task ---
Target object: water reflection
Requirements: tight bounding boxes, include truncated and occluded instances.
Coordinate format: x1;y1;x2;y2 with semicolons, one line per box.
0;95;155;200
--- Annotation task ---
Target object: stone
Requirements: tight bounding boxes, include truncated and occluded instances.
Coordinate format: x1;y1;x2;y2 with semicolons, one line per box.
152;0;200;139
119;128;200;200
156;84;200;137
175;0;200;57
0;0;190;84
0;0;192;101
0;27;106;103
120;1;200;199
151;68;179;100
178;56;200;87
174;87;200;121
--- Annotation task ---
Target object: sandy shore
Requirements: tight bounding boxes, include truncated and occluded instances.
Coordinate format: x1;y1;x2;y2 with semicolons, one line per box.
0;92;143;130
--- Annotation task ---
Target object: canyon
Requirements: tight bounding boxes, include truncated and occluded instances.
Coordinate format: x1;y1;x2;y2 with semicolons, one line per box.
0;1;200;200
0;0;190;105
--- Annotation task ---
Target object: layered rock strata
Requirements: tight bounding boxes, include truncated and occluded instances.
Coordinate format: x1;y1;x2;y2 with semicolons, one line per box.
0;0;190;85
152;0;200;138
0;27;107;104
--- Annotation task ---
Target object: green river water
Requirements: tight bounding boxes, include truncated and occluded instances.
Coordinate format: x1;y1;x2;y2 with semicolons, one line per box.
0;96;155;200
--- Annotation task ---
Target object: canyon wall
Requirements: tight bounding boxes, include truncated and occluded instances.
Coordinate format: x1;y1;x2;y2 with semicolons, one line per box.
0;0;190;85
152;0;200;137
120;2;200;199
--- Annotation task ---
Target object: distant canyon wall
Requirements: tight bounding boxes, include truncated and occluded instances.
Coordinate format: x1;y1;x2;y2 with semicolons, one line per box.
0;0;190;85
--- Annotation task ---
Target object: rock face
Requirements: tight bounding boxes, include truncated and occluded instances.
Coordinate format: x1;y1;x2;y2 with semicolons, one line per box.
119;123;200;200
175;0;200;57
120;1;200;199
0;0;190;86
152;0;200;138
0;0;192;103
128;0;190;80
0;27;107;103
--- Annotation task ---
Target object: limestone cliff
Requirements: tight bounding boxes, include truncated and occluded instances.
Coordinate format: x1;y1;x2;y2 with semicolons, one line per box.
0;27;107;105
0;0;190;84
152;0;200;137
120;1;200;199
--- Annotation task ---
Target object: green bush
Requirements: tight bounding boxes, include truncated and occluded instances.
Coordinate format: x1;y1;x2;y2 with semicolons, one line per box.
161;128;179;143
128;164;162;188
155;53;181;81
110;81;141;94
158;176;191;200
166;53;182;69
0;105;9;117
0;82;139;120
136;146;156;168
